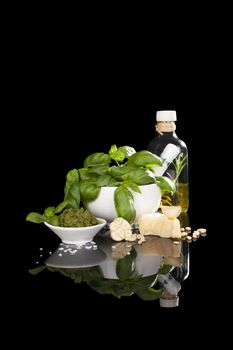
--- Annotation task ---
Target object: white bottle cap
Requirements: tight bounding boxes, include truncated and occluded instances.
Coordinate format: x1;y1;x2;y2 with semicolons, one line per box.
160;296;179;308
156;110;177;122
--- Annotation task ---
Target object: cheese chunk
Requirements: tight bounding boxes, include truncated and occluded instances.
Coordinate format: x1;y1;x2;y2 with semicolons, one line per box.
138;213;181;239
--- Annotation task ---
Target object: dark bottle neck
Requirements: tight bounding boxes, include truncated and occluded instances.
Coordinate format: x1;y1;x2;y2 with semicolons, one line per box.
157;131;178;138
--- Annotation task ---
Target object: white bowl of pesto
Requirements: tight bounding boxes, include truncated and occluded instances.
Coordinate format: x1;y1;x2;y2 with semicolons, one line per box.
44;218;107;244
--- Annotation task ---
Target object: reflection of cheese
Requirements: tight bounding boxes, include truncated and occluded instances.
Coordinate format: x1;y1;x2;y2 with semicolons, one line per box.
138;213;181;239
163;256;181;267
139;236;181;257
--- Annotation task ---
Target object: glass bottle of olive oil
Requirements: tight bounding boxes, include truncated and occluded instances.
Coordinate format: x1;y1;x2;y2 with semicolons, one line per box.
147;110;189;212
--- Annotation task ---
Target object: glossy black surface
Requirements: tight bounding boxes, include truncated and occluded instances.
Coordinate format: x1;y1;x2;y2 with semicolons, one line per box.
28;229;189;304
17;214;212;311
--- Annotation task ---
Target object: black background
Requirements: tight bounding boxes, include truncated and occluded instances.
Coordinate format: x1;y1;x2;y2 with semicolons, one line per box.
6;18;223;339
14;71;215;314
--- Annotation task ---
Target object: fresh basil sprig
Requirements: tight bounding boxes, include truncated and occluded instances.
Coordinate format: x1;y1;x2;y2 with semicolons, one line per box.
26;144;175;226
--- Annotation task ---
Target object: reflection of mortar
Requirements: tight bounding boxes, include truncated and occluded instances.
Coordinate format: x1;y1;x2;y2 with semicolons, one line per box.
96;236;181;279
45;242;106;268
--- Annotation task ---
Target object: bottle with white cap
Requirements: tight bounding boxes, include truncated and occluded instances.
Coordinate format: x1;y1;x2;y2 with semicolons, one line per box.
147;110;189;212
158;273;181;308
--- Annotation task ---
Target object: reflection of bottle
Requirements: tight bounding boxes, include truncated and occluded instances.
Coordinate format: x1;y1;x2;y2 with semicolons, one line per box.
159;213;190;308
160;241;189;307
159;290;180;308
147;110;189;212
171;212;190;282
159;273;181;308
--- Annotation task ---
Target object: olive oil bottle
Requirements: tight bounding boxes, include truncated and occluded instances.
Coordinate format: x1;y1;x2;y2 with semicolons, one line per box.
147;110;189;212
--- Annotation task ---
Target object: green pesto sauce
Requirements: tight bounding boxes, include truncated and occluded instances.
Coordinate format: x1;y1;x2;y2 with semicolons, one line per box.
59;208;98;227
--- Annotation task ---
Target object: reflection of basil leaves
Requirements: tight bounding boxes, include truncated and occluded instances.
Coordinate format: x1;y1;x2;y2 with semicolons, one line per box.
114;186;136;223
158;263;173;274
136;288;163;301
29;258;162;301
116;248;136;280
88;274;160;299
29;266;47;275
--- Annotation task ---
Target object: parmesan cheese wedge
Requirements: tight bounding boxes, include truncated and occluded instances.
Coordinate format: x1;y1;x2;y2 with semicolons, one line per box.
138;213;181;239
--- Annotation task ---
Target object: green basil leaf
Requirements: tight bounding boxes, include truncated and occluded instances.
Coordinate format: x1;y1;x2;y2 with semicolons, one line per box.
26;212;46;223
122;181;141;194
66;169;79;183
43;206;55;218
118;146;136;158
113;150;125;162
64;169;79;198
55;200;70;214
109;165;137;180
121;168;155;185
109;144;125;162
96;174;116;187
136;288;163;301
128;150;163;167
80;180;101;202
155;176;176;194
65;182;80;208
84;152;110;168
78;168;90;180
109;144;118;157
87;165;109;176
47;215;60;226
116;253;135;280
114;186;136;223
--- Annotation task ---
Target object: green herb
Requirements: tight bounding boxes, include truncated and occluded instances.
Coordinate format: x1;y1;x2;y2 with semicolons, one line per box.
59;207;99;227
114;186;136;223
155;176;176;193
127;150;163;168
171;154;187;183
84;152;110;168
26;144;175;226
